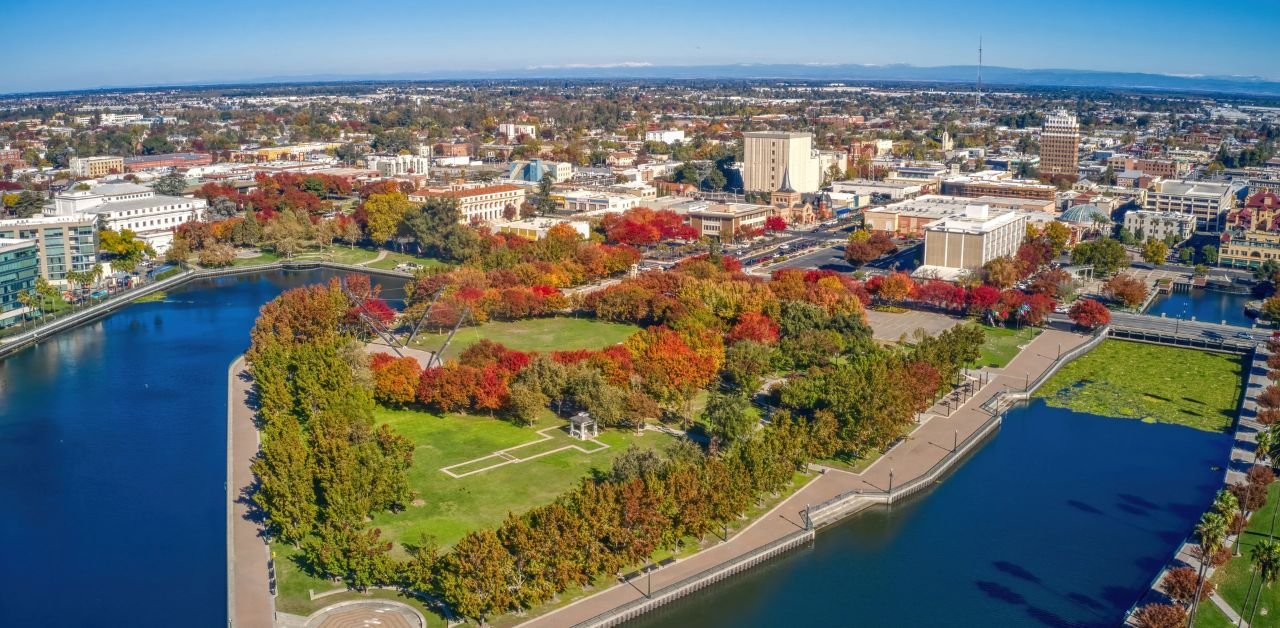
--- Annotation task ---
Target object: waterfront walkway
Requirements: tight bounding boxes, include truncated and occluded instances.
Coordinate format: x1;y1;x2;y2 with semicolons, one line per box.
229;357;275;628
518;327;1090;628
1126;345;1269;626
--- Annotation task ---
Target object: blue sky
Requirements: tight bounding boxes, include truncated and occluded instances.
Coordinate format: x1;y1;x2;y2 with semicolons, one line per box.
1;0;1276;93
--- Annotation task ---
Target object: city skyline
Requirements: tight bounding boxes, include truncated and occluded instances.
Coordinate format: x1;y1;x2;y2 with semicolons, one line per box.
2;0;1277;93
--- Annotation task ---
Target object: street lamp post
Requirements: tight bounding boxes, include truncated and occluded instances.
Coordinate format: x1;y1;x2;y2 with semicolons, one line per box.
889;468;895;494
954;429;958;453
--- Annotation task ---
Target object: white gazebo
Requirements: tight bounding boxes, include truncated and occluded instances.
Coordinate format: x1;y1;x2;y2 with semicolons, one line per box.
569;412;598;440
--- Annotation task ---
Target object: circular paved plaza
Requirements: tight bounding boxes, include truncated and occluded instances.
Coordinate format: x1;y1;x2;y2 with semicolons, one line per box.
306;600;426;628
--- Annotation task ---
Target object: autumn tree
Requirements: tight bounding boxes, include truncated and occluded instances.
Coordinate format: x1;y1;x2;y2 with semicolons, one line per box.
1132;603;1187;628
1142;238;1169;265
1103;274;1148;308
876;272;915;305
370;353;422;407
1068;298;1111;329
364;190;415;245
983;256;1021;289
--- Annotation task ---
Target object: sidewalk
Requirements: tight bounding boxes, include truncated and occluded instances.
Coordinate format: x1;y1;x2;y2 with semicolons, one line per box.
228;357;275;628
518;328;1090;628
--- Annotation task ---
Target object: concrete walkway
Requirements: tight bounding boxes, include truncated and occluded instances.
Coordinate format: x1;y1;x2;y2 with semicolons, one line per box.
518;327;1090;628
356;249;389;267
229;357;275;628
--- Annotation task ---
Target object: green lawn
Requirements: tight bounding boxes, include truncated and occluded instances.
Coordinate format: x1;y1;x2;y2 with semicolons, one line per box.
1034;340;1243;432
975;324;1039;368
369;408;675;549
1208;481;1280;626
273;407;677;615
410;317;639;359
231;249;282;267
1194;600;1236;628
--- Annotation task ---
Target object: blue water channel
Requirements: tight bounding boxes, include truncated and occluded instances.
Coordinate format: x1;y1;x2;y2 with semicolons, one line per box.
0;269;404;627
0;270;1233;626
1146;288;1257;327
630;402;1232;628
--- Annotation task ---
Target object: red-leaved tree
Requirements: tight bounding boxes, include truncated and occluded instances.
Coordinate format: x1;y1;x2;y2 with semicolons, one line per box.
1069;299;1111;329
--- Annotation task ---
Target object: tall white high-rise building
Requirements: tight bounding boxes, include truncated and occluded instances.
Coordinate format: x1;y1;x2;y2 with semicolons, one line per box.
742;131;821;194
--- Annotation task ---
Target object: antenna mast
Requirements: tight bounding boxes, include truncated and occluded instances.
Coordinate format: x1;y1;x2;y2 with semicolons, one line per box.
977;35;983;110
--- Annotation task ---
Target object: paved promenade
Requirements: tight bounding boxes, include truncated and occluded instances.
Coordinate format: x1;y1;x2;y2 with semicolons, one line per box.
519;327;1090;628
229;357;275;628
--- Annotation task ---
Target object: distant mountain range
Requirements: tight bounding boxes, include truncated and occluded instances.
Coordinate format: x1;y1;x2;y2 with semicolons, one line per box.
26;64;1280;98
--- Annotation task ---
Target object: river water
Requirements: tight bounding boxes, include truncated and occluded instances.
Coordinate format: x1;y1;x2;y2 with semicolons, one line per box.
0;270;369;627
0;271;1232;627
628;402;1231;628
1146;288;1257;327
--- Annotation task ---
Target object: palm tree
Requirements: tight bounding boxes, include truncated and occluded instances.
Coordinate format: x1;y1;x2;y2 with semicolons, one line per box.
1190;511;1229;621
1258;427;1276;464
15;289;37;325
1248;539;1280;624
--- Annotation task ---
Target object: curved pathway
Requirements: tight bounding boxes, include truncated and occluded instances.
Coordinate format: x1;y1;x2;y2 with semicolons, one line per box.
229;357;275;627
518;328;1089;627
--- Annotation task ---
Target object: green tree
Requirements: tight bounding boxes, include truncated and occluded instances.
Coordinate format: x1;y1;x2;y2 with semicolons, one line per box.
1249;539;1280;624
703;391;757;448
722;340;774;393
251;414;317;545
503;383;547;426
1190;511;1229;619
152;172;187;196
231;211;264;246
1178;247;1194;265
1070;237;1128;276
536;173;556;215
1200;244;1218;265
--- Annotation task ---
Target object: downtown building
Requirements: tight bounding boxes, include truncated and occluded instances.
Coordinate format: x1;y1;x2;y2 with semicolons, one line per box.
410;185;527;224
0;237;40;327
919;204;1028;281
1144;179;1234;232
741;131;821;194
51;182;206;254
1040;111;1080;178
69;155;124;178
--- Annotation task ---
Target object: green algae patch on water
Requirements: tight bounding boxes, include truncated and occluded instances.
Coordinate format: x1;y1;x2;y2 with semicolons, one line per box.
1034;340;1243;433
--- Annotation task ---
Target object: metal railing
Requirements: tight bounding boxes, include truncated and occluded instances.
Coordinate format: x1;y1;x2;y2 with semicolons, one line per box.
570;529;816;628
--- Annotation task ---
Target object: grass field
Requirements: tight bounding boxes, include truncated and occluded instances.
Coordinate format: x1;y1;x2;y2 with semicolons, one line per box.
231;250;282;267
1035;340;1243;432
410;317;639;359
1204;481;1280;626
1194;600;1236;628
272;407;677;615
975;324;1039;368
370;408;675;548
